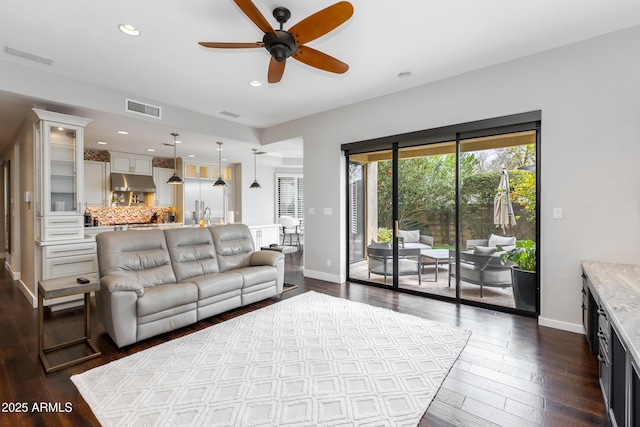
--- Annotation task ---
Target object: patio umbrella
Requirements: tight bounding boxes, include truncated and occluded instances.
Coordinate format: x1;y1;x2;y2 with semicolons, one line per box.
494;168;517;232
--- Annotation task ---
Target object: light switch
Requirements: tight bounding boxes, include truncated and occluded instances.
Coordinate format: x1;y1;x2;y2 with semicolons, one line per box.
309;208;315;215
553;208;563;219
324;208;332;215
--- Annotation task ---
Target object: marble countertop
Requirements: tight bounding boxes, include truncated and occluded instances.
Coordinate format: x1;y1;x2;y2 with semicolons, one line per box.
581;260;640;367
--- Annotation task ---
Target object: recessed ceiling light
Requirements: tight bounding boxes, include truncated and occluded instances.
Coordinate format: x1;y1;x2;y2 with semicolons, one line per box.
175;140;182;144
188;154;195;158
117;130;128;135
57;127;64;131
398;71;412;79
118;24;140;36
249;80;262;87
97;141;107;145
147;148;155;152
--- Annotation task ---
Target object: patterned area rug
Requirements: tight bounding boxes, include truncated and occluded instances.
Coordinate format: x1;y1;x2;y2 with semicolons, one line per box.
72;291;470;426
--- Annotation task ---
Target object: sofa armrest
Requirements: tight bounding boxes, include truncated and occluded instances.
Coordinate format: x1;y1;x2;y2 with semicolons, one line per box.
251;250;285;267
101;274;145;296
466;239;489;250
419;235;434;247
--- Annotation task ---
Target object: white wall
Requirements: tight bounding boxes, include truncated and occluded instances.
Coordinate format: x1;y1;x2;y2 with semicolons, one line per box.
239;161;276;226
262;26;640;332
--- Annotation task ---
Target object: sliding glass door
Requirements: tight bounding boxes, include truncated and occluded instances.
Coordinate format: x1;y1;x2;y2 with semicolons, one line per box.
345;112;540;315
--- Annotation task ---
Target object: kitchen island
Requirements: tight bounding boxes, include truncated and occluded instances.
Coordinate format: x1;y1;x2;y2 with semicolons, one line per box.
581;260;640;426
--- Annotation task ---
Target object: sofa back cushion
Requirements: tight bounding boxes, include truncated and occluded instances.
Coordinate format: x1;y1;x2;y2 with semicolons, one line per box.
488;234;517;250
96;229;176;287
209;224;255;272
398;229;420;243
164;227;219;282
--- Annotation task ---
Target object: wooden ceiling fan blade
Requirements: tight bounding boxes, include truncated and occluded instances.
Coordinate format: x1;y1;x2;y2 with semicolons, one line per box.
292;46;348;74
198;42;264;49
233;0;277;36
268;57;286;83
288;1;354;46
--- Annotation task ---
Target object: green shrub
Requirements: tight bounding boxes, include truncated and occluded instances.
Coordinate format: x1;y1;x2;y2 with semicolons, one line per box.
377;227;393;243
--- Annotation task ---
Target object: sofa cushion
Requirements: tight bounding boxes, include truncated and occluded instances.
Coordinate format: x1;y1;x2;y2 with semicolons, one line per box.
209;224;255;272
488;234;516;248
185;271;243;300
137;282;198;317
164;227;219;282
398;229;420;243
96;229;176;287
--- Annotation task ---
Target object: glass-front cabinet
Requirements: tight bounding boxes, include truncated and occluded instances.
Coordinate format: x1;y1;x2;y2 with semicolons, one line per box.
32;109;92;241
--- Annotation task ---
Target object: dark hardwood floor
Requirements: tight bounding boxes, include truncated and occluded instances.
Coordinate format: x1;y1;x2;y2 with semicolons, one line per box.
0;252;607;426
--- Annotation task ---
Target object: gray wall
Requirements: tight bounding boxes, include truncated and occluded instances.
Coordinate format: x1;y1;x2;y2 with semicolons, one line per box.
262;26;640;332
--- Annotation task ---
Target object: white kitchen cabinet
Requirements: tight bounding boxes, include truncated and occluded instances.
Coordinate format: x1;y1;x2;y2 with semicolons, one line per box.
248;224;280;248
153;167;177;207
184;162;211;180
109;151;153;175
84;161;110;207
37;240;98;310
32;109;91;241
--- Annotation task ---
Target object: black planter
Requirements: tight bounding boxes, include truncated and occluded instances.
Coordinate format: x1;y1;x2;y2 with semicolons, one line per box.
512;268;537;312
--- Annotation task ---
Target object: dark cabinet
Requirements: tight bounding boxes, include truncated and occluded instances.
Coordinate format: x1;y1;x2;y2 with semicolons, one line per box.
583;273;599;355
632;361;640;427
583;267;640;427
610;327;626;426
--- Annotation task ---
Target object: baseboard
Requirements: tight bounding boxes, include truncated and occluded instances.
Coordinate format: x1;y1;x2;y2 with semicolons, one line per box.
303;268;345;284
18;279;37;308
538;316;584;334
4;260;20;280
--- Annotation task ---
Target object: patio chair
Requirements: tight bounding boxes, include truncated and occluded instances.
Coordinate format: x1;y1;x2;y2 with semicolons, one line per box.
279;216;301;246
367;243;422;285
466;234;516;251
398;229;434;249
448;249;513;297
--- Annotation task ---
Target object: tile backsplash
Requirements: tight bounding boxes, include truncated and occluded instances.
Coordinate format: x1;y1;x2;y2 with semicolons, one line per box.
87;206;175;226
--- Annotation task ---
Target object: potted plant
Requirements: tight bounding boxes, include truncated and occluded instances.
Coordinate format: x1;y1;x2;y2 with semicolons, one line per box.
500;240;537;311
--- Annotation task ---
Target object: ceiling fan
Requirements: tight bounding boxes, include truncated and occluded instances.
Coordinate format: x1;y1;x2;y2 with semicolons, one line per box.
199;0;354;83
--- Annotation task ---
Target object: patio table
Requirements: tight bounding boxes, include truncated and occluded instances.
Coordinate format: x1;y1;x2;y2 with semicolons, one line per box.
420;249;451;282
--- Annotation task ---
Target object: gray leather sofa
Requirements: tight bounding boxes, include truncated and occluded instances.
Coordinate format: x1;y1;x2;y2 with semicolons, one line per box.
95;224;285;347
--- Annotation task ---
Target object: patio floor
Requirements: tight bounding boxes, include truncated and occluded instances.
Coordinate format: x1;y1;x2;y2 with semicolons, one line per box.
349;260;516;308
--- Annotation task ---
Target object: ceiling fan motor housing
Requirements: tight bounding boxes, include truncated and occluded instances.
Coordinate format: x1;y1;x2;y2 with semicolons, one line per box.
263;30;298;62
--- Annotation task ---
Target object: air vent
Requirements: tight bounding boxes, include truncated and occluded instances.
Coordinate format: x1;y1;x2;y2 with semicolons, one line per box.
219;110;241;119
125;99;161;119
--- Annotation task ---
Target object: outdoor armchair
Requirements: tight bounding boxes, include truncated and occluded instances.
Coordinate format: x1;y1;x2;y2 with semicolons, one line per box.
398;229;434;250
448;249;513;297
367;243;422;285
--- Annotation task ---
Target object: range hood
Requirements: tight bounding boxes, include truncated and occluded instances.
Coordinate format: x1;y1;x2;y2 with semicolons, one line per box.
111;173;156;192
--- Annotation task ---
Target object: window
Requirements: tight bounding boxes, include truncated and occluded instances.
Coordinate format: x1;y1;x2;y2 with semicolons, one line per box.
276;174;303;220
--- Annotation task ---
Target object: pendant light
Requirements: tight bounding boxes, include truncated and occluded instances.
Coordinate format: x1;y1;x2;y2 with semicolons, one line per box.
167;132;183;184
213;141;227;187
250;148;262;189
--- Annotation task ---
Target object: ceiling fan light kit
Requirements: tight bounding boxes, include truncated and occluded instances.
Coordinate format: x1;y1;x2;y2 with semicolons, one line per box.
199;1;353;83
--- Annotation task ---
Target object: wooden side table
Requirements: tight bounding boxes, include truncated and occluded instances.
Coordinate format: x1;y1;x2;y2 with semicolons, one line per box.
38;273;101;373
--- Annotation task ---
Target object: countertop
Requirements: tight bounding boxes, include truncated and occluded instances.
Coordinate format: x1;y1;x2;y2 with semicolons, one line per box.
581;260;640;367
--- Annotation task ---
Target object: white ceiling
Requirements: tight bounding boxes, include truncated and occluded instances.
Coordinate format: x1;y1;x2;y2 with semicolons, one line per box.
1;0;640;164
